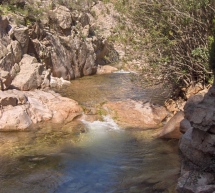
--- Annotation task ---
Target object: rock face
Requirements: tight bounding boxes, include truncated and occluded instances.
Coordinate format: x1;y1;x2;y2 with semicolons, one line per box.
0;2;119;91
0;89;82;131
103;100;168;129
177;86;215;192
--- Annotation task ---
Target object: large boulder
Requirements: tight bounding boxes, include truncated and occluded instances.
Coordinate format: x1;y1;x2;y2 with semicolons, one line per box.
11;54;45;90
51;5;72;30
0;40;22;72
103;100;168;129
0;52;15;71
154;111;184;139
0;105;33;131
7;40;22;63
45;33;97;80
13;26;29;54
0;89;82;131
47;34;75;80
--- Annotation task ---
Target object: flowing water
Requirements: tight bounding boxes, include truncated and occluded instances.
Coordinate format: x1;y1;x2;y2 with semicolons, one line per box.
0;73;180;193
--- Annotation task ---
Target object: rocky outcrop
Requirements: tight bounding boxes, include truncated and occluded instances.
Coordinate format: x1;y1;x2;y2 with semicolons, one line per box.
0;0;121;133
0;89;82;131
0;2;119;91
103;100;168;129
177;86;215;192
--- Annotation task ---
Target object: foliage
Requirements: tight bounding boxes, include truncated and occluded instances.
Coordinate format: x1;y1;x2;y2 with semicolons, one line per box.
103;0;215;96
0;0;43;25
131;0;215;92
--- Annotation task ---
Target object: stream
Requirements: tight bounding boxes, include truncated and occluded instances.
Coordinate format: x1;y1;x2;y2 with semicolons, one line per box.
0;73;180;193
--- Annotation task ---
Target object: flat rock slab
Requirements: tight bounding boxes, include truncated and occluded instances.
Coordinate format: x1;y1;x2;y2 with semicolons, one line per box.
103;99;168;129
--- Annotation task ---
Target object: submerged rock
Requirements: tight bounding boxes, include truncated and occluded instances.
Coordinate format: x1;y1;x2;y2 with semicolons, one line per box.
103;99;168;129
154;111;184;139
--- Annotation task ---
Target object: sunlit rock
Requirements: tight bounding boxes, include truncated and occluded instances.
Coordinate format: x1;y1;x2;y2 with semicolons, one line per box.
103;99;168;129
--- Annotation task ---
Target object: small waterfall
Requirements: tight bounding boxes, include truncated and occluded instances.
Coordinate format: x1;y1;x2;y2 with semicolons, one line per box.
81;115;121;131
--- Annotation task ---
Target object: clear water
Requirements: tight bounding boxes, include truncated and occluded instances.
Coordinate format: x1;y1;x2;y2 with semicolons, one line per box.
0;74;180;193
55;73;170;107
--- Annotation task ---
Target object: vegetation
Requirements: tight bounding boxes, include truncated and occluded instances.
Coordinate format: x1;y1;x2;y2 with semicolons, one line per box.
134;0;215;90
0;0;43;25
1;0;215;97
102;0;215;97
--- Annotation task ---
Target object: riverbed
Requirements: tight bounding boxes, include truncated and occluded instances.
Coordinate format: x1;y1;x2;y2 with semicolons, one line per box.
0;73;180;193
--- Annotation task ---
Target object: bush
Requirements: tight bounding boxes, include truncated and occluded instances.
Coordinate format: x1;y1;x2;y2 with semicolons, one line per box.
132;0;215;92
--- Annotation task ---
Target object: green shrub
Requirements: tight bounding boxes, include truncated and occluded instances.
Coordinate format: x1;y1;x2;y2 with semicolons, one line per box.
132;0;215;91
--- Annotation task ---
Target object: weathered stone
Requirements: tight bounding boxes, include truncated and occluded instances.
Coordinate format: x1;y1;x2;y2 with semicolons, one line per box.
196;185;215;193
12;89;27;104
20;54;38;65
155;111;184;139
49;76;71;88
47;34;75;80
27;96;53;123
0;52;15;71
184;94;205;112
0;90;82;131
185;83;204;99
52;5;72;30
0;16;9;38
96;65;118;75
180;118;192;134
82;24;90;37
177;170;214;193
0;41;8;59
179;128;213;170
12;59;44;90
78;12;90;27
13;27;29;54
8;40;22;63
41;69;51;89
0;96;18;106
0;70;12;90
10;63;20;79
0;106;33;131
189;107;207;124
103;100;168;129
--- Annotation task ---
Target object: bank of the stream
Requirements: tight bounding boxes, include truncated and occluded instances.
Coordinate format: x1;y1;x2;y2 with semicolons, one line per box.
0;73;180;193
